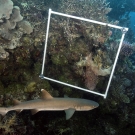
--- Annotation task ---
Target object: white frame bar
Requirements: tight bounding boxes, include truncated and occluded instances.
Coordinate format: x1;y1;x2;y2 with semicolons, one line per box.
40;9;128;98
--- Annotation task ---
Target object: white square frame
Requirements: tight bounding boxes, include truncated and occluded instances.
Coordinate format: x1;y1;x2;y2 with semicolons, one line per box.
40;9;128;99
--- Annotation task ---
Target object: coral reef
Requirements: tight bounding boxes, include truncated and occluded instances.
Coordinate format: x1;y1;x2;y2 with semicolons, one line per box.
42;0;115;92
0;0;135;135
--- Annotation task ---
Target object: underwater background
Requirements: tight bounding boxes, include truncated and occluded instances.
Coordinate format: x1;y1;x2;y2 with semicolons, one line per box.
0;0;135;134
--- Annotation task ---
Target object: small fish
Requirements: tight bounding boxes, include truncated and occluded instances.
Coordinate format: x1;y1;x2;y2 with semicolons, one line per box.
0;89;99;120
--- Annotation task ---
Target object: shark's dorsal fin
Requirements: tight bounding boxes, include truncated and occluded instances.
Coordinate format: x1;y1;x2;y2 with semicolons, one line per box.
65;108;75;120
41;89;53;99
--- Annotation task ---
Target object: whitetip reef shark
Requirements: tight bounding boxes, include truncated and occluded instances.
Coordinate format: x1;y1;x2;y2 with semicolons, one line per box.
0;89;99;120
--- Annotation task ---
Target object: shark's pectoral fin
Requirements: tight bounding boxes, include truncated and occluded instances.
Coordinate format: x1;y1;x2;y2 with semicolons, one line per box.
13;99;21;105
65;108;75;120
16;109;22;113
12;99;22;113
31;109;39;115
64;95;69;98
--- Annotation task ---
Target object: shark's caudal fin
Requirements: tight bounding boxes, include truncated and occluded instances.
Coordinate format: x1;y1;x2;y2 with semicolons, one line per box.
0;107;8;116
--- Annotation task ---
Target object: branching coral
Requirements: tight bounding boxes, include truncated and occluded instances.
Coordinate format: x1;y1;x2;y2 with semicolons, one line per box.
111;81;130;104
120;41;133;56
59;0;111;21
50;0;113;49
0;113;18;135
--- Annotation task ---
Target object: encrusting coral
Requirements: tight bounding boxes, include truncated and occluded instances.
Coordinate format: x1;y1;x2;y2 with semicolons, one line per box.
85;54;112;76
77;54;112;90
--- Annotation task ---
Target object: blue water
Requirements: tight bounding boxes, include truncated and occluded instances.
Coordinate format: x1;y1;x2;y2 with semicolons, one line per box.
129;12;135;34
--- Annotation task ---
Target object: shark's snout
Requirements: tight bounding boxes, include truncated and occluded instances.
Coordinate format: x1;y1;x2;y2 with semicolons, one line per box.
91;101;99;109
95;102;99;107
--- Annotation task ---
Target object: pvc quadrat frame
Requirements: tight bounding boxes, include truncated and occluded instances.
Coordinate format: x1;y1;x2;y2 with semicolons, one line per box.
40;9;128;99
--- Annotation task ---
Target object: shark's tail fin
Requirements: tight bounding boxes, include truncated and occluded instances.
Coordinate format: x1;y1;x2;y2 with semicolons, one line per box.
0;107;8;116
